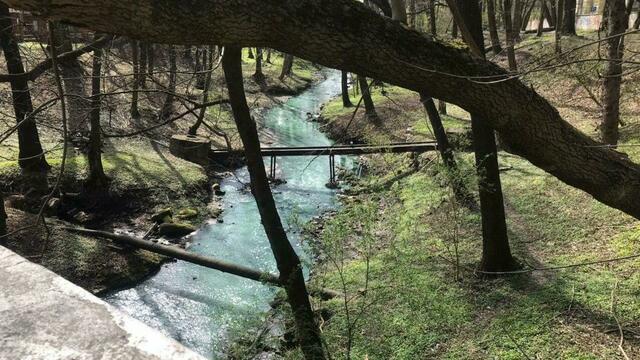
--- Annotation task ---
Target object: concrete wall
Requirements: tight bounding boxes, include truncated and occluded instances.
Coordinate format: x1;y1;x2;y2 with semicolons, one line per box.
0;246;205;360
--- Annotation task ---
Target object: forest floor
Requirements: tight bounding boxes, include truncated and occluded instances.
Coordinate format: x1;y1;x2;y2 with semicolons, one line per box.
276;31;640;359
0;45;321;294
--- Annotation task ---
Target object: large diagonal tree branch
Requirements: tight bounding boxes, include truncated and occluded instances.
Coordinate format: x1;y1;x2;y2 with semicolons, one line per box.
3;0;640;219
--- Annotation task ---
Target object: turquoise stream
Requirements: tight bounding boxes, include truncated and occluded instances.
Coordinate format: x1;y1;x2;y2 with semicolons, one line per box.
105;70;350;358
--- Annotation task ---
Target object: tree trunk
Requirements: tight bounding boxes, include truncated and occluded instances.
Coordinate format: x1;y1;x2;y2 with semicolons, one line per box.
0;3;50;176
222;46;326;360
601;0;626;146
253;47;265;84
521;1;536;31
130;40;141;119
487;0;504;53
0;190;6;244
358;75;378;121
247;47;254;59
139;42;148;89
513;0;524;41
52;23;90;135
147;43;155;76
279;53;294;80
390;0;407;23
87;33;109;189
451;0;517;272
563;0;577;35
341;71;353;107
10;0;640;220
189;46;215;136
556;0;565;54
503;0;519;71
537;0;546;36
420;95;474;206
160;45;177;120
429;0;438;36
543;0;556;27
409;0;417;28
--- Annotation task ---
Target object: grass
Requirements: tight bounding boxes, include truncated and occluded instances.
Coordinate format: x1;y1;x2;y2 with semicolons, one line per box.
291;31;640;359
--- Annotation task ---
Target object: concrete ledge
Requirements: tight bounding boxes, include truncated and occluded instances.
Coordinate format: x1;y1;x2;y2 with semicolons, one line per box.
0;246;205;360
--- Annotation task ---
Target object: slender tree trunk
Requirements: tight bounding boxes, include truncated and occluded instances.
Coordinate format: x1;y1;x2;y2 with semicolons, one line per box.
409;0;417;28
390;0;407;23
601;0;626;146
521;1;536;31
563;0;578;35
429;0;437;36
487;0;504;53
52;23;90;135
130;40;141;119
139;42;148;89
266;48;272;63
451;0;517;272
556;0;565;54
0;3;50;176
247;47;254;59
420;95;474;206
147;43;155;76
160;45;177;120
537;0;547;36
87;34;109;188
341;71;353;107
358;75;378;121
513;0;524;41
222;46;326;360
0;190;6;244
279;53;294;80
253;47;265;84
189;46;215;136
543;0;557;27
504;0;519;71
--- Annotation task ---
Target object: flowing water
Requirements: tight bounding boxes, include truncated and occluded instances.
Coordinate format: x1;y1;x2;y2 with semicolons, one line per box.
105;70;351;358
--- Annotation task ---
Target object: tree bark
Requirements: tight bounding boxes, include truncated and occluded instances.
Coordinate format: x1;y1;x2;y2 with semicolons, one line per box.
358;75;378;122
513;0;524;41
503;0;519;71
222;46;326;360
543;0;557;27
537;0;547;36
563;0;577;35
130;40;141;119
0;3;50;176
52;23;90;135
556;0;565;54
341;71;353;107
279;53;294;80
87;33;109;189
160;45;177;120
601;0;627;146
253;47;265;84
8;0;640;220
451;0;518;272
487;0;504;54
189;46;215;136
408;0;417;29
429;0;438;36
139;42;148;89
390;0;407;23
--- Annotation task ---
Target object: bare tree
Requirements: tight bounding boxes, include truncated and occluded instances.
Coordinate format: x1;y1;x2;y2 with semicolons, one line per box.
160;45;177;120
487;0;504;53
87;33;109;189
222;46;326;360
341;71;353;107
0;3;50;188
130;40;141;119
601;0;627;146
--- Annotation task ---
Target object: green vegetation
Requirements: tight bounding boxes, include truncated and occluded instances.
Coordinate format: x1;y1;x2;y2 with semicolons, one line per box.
296;31;640;359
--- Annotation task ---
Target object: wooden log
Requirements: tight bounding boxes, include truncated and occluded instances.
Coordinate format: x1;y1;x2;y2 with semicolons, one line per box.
64;227;341;299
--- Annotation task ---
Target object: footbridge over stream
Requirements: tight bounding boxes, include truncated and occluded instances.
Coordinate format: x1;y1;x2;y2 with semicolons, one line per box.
170;135;438;183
